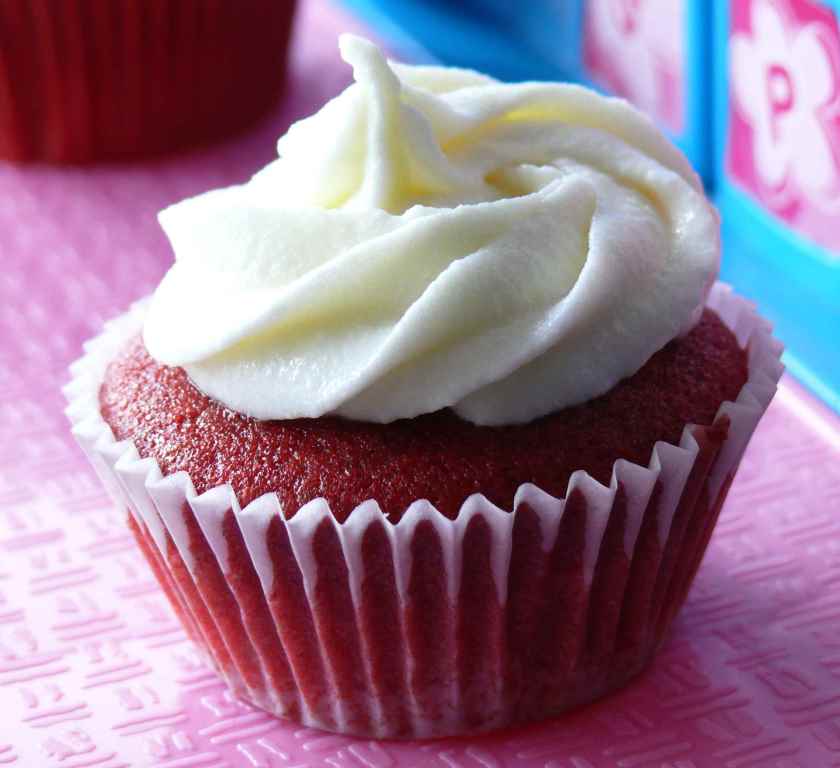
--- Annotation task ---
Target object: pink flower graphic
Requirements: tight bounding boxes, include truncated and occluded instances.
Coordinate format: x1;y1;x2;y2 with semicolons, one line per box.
584;0;685;132
730;0;840;212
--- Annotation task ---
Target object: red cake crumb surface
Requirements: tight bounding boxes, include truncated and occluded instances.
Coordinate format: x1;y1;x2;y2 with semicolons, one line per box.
99;309;747;522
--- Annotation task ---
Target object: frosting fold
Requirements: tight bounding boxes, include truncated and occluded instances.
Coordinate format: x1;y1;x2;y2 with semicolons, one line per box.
144;35;719;425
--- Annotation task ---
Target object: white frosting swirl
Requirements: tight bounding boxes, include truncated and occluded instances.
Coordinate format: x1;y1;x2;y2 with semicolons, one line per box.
144;35;719;426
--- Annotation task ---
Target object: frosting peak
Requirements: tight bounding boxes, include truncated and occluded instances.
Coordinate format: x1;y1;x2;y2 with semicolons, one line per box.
144;35;719;425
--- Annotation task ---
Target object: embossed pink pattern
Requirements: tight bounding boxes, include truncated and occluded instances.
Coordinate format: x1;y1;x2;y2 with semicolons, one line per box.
583;0;686;132
1;0;840;764
728;0;840;252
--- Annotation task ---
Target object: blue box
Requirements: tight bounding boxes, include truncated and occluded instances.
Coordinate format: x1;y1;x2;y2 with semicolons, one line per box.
714;0;840;411
340;0;582;81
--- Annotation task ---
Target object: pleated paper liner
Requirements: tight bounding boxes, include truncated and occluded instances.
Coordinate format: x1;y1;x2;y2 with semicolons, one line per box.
65;283;783;738
0;0;297;163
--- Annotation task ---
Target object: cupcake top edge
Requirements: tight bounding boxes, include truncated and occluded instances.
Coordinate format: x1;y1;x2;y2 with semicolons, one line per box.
143;34;720;426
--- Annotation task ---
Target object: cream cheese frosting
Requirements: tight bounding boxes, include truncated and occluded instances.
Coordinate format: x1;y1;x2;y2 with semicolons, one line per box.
144;35;719;426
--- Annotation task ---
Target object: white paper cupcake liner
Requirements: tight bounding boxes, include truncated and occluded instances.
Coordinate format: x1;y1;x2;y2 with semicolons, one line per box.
64;282;783;739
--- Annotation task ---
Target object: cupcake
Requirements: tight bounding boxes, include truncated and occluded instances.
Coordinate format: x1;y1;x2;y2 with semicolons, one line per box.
66;35;783;738
0;0;297;163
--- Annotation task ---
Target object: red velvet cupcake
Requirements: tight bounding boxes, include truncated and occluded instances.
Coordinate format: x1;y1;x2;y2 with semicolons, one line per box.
66;36;783;738
0;0;296;163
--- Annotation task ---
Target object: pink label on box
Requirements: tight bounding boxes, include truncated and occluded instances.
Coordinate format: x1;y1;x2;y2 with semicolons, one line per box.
728;0;840;253
583;0;686;132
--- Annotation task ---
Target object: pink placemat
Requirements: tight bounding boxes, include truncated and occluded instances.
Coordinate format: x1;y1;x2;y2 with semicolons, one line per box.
2;2;840;765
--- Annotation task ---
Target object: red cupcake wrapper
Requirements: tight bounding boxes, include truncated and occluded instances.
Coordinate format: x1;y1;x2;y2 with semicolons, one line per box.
0;0;297;163
65;283;783;738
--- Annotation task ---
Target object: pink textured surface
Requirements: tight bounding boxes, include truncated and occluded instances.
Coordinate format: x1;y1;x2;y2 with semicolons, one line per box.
1;0;840;764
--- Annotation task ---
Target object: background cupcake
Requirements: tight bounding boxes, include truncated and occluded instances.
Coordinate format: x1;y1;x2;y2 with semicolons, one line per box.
0;0;297;163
